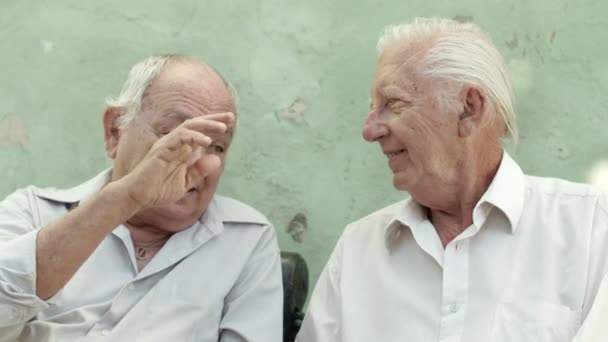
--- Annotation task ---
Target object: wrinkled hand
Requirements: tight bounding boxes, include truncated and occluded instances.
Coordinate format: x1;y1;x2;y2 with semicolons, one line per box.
117;112;234;210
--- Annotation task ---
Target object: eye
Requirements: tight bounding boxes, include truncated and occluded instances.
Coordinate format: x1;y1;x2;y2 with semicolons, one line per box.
207;143;226;155
155;127;174;137
386;98;407;112
386;99;400;108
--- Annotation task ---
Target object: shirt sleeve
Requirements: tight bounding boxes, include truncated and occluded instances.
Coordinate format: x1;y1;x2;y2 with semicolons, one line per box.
573;270;608;342
295;234;343;342
219;224;283;342
0;188;49;330
581;192;608;317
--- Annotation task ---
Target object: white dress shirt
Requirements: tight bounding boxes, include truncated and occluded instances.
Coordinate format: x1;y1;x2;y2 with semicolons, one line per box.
572;271;608;342
296;152;608;342
0;170;283;342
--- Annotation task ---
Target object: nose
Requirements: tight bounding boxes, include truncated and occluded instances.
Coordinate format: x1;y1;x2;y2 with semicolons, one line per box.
190;153;222;181
362;109;389;142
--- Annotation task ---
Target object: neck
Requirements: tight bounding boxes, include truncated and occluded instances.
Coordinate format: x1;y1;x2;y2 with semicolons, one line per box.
126;221;173;245
427;147;503;247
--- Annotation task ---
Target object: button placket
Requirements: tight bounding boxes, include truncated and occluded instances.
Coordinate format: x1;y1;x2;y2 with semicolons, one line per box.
439;239;470;341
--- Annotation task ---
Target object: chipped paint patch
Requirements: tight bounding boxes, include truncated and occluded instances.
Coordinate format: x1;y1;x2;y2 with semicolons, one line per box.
277;98;308;125
550;31;557;44
40;40;54;54
506;34;519;50
452;15;473;23
507;58;532;92
0;113;30;148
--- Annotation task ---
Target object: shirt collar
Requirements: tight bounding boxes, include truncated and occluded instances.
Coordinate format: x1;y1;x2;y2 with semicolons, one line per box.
32;168;269;227
384;198;425;249
34;168;113;204
384;150;525;248
475;150;524;233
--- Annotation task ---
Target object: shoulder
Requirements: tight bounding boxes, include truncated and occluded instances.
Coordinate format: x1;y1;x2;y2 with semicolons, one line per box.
523;175;606;212
341;199;407;240
523;175;608;226
0;186;38;211
524;175;602;198
213;195;271;227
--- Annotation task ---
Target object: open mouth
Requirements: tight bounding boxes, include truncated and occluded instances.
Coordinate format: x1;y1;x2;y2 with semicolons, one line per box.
386;149;406;160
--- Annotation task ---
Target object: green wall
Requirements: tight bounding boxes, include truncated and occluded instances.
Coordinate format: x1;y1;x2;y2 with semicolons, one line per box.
1;0;608;290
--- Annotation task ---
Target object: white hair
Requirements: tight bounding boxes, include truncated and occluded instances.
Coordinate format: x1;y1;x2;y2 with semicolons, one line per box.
105;55;239;129
377;17;518;143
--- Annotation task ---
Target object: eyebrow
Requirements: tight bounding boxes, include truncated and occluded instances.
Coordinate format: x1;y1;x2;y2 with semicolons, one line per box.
167;112;195;121
380;85;413;102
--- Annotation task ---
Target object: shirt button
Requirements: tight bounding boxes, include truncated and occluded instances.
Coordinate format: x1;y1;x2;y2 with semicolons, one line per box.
101;329;111;336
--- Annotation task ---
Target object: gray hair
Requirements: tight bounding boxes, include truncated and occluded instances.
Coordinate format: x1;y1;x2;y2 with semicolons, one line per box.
105;55;239;129
377;17;518;143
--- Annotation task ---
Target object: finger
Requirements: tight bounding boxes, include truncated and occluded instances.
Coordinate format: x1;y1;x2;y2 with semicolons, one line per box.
175;144;193;164
162;130;212;153
183;112;235;130
185;154;221;186
182;119;228;136
196;112;235;125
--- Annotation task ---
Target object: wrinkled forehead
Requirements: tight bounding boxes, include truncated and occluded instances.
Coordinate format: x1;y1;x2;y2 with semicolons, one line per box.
153;62;231;98
372;41;430;92
142;62;235;114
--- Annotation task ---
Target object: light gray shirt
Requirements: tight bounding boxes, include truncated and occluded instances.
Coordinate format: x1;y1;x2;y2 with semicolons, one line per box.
0;170;283;342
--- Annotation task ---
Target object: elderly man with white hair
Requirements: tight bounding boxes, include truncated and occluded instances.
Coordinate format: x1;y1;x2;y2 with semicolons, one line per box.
296;18;608;342
0;55;283;342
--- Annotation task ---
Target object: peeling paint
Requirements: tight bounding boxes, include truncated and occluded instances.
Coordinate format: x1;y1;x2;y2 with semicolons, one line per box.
452;15;473;23
506;35;519;50
0;113;30;149
507;59;532;92
556;146;571;160
40;39;54;53
276;98;308;125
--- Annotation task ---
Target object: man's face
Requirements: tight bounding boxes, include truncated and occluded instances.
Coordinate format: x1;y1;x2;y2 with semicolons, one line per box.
108;61;235;231
362;43;464;196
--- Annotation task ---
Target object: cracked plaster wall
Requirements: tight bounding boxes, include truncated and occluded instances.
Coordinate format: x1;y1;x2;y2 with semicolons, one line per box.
1;0;608;291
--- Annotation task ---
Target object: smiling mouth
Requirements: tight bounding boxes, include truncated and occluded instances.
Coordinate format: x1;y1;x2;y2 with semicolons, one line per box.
386;149;406;160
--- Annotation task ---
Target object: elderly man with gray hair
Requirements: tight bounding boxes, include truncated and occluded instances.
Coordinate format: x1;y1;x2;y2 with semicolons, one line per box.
296;18;608;342
0;55;283;341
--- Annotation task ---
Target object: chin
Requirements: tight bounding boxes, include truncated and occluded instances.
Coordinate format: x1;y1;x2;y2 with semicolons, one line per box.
142;202;207;232
392;172;413;192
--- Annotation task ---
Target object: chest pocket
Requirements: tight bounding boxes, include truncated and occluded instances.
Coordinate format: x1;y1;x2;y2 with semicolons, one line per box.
491;300;581;342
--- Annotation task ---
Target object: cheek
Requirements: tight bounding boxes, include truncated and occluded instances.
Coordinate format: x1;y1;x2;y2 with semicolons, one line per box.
113;135;156;176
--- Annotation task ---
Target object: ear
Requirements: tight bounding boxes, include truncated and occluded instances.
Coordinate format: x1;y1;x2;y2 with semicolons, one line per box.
103;107;125;159
458;86;486;138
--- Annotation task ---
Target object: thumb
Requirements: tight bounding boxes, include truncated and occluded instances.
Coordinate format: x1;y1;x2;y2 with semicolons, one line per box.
186;154;222;186
199;154;221;174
